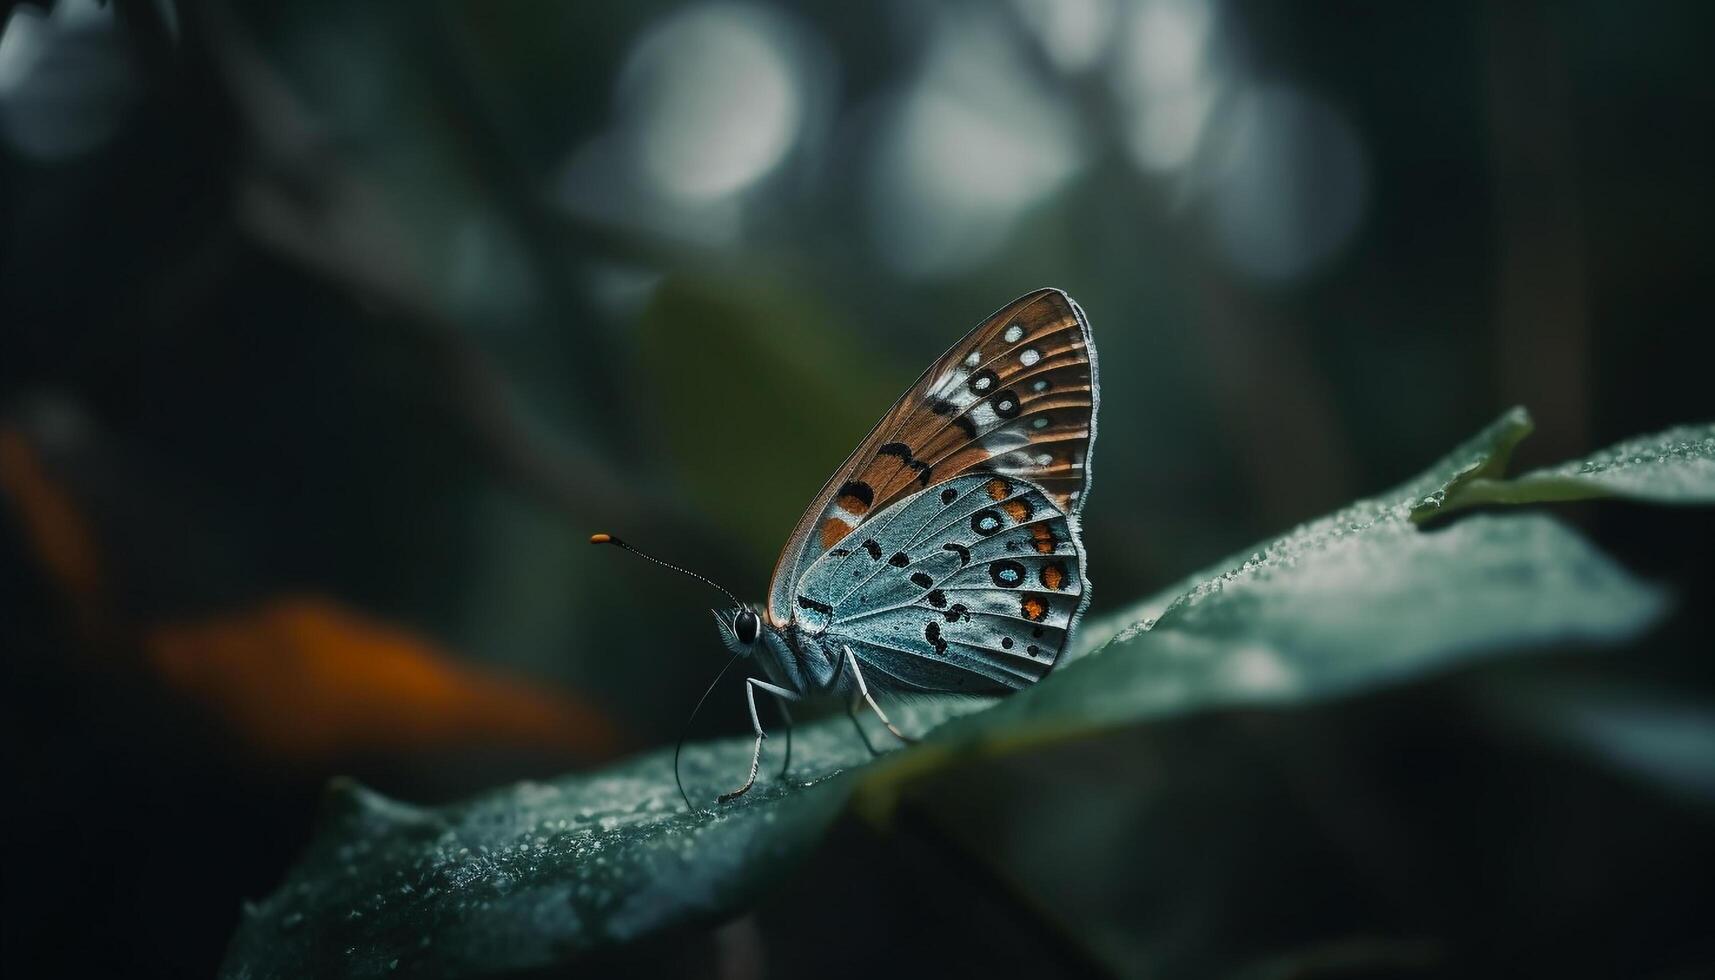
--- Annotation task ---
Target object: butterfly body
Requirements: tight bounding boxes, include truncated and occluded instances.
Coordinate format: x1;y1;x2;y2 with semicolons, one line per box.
605;288;1098;805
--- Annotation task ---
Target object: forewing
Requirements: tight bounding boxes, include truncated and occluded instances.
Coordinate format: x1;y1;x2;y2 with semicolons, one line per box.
767;288;1097;626
794;473;1089;695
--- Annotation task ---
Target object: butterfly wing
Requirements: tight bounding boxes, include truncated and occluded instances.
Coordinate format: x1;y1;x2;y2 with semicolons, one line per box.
792;473;1088;694
766;288;1098;627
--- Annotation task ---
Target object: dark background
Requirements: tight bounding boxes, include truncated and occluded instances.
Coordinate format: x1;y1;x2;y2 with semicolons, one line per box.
2;0;1711;976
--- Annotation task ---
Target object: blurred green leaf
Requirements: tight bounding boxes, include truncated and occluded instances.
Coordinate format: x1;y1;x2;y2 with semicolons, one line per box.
1413;418;1715;519
1481;678;1715;804
223;410;1692;978
635;277;896;560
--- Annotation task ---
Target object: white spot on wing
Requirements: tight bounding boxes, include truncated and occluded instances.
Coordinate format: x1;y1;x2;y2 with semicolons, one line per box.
929;368;964;398
964;351;982;367
941;387;979;410
1019;347;1041;366
1003;323;1024;343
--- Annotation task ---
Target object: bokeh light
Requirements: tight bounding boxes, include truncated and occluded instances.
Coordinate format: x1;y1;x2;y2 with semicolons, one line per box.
0;0;136;160
617;3;806;204
1203;84;1369;281
1111;0;1220;173
1012;0;1118;72
865;10;1083;277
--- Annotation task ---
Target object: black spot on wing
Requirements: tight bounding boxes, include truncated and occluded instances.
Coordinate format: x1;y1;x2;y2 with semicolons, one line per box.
889;552;910;568
797;595;832;615
862;539;882;560
836;480;874;509
940;487;959;505
970;509;1004;536
829;548;851;557
943;603;970;622
967;368;998;395
989;559;1026;588
926;589;947;608
878;442;912;462
878;442;934;486
943;543;971;566
924;621;947;654
992;389;1021;419
931;399;980;439
910;571;934;589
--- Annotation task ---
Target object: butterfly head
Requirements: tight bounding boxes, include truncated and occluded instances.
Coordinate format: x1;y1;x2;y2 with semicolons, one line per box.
713;605;764;656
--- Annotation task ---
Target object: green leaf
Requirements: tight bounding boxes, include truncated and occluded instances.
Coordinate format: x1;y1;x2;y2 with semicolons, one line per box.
222;738;865;980
1413;417;1715;519
222;409;1686;978
1079;405;1536;650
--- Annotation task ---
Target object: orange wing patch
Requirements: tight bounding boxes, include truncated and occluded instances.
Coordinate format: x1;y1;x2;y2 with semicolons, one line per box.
1040;561;1066;591
1021;596;1049;622
819;515;853;549
1030;523;1058;554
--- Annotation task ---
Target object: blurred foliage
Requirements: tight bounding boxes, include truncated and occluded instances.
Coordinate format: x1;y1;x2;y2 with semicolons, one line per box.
223;412;1699;978
4;0;1715;976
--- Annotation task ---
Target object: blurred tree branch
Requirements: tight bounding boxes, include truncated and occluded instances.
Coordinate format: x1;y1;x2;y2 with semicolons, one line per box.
185;2;713;547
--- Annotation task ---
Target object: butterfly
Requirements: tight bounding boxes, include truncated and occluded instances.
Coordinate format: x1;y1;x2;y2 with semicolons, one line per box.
594;287;1097;807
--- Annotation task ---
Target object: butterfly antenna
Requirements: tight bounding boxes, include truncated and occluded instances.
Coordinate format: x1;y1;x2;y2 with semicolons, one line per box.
589;533;744;609
674;649;745;811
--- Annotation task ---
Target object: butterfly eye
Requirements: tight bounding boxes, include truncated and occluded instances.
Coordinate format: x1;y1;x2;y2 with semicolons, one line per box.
733;609;760;645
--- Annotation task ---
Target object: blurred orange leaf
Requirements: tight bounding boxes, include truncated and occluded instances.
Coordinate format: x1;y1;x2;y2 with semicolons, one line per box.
146;597;623;763
0;426;103;611
2;423;623;766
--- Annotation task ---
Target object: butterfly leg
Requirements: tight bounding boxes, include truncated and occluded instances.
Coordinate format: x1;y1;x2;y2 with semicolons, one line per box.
720;678;799;803
777;700;794;778
826;649;880;756
843;646;915;745
845;699;882;757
